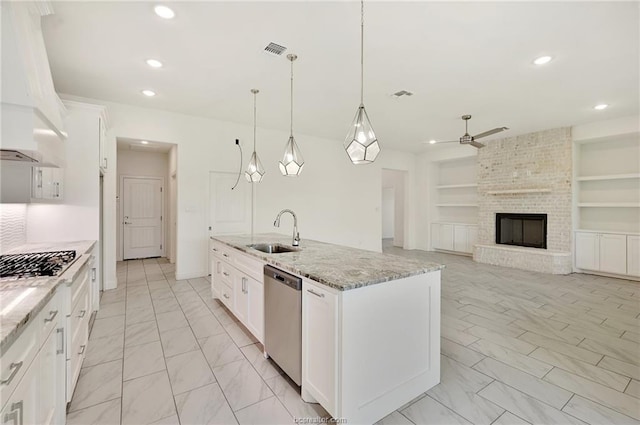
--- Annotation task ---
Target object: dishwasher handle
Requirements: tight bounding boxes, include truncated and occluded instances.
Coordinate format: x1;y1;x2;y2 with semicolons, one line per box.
264;265;302;291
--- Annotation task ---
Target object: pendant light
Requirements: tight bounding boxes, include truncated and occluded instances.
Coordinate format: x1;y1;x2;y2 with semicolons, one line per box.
279;54;304;176
245;89;265;182
344;0;380;164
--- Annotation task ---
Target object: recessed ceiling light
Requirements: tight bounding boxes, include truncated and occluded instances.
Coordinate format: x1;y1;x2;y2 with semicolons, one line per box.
140;140;149;144
141;89;156;97
429;140;437;144
533;55;552;65
146;59;163;68
154;5;175;19
594;104;609;110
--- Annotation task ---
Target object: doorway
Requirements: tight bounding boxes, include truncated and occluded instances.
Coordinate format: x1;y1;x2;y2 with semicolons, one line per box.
121;177;164;260
381;169;407;248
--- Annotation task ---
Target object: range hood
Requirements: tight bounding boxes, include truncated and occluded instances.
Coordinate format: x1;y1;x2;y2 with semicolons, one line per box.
0;149;41;163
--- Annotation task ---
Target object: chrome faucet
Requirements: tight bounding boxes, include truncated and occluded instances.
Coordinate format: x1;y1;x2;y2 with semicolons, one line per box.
274;209;300;246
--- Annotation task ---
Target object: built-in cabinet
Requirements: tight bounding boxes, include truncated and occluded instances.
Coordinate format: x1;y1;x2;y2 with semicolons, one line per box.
574;131;639;279
210;241;264;342
575;231;638;277
431;223;478;255
430;155;478;255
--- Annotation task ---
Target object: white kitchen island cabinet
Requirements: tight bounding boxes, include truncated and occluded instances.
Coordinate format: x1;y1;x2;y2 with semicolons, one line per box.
211;234;443;424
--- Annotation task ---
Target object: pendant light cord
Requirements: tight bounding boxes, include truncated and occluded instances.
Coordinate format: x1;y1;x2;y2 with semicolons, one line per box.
360;0;364;106
290;57;294;136
253;91;257;152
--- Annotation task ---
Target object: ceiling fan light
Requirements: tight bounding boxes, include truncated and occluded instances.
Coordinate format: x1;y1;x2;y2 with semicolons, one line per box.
279;135;304;176
344;105;379;164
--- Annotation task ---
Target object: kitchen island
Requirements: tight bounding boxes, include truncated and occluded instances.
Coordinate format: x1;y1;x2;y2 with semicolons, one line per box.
210;234;443;424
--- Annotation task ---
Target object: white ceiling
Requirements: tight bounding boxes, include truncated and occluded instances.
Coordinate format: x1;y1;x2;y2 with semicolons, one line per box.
116;138;174;153
42;1;639;152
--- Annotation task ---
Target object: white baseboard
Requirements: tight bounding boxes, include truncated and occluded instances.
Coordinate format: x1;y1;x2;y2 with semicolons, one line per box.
175;270;208;280
104;279;118;290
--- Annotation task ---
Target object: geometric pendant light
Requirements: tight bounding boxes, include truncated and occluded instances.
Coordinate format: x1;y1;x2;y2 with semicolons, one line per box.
245;89;265;182
279;54;305;176
344;0;380;164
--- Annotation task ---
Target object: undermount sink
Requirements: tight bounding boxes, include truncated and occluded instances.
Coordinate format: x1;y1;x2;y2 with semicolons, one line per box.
248;243;299;254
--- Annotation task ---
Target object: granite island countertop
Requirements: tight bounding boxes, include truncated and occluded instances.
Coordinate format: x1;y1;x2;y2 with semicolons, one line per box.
211;234;444;291
0;240;96;353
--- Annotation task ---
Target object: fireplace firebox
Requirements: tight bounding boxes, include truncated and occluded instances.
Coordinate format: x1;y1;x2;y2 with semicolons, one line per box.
496;213;547;249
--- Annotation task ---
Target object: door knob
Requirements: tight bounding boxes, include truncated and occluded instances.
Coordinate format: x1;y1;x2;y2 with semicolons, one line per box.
124;221;132;224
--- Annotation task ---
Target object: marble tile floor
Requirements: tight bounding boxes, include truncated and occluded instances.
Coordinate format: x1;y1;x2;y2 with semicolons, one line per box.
68;257;328;425
68;248;640;425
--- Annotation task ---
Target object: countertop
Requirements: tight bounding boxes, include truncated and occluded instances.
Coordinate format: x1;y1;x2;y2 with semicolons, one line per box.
1;240;96;353
211;234;444;291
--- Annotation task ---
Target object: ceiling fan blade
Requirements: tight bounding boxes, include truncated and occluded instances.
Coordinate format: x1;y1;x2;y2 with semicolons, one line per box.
438;140;459;144
470;141;485;149
473;127;509;139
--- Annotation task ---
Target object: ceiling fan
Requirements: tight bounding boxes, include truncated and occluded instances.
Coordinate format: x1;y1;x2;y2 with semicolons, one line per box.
438;115;509;149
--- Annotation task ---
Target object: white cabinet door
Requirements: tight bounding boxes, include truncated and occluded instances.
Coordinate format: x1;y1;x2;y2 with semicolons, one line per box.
246;276;264;343
432;223;454;251
575;232;599;271
302;281;338;415
233;273;248;324
627;236;640;277
32;167;63;201
211;257;222;299
37;329;58;425
599;234;627;275
0;358;38;425
453;225;468;253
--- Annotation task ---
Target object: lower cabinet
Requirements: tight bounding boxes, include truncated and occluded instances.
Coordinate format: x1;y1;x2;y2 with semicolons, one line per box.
575;231;633;276
211;241;264;343
302;280;338;415
0;289;66;425
432;223;477;254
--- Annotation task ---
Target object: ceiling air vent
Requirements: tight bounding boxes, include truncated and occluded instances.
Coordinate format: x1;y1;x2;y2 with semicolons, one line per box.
264;42;287;56
391;90;414;98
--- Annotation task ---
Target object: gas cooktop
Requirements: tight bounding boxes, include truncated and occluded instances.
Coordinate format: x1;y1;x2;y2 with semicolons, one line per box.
0;250;77;280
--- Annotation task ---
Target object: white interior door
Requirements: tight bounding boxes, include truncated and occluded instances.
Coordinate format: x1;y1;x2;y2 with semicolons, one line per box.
209;172;251;236
123;177;163;260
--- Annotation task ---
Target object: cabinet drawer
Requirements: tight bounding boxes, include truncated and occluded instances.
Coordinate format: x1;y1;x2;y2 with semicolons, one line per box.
69;284;90;352
220;262;234;287
67;324;88;402
0;319;38;410
233;250;264;282
38;291;61;342
220;283;234;310
70;262;90;311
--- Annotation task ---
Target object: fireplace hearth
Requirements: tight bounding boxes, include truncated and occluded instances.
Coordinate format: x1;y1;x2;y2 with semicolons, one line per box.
496;213;547;249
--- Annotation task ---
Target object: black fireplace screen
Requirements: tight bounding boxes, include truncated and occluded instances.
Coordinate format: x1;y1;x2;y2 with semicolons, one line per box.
496;213;547;249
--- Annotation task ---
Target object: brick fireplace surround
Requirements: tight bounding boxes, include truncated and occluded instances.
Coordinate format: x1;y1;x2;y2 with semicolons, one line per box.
473;127;573;274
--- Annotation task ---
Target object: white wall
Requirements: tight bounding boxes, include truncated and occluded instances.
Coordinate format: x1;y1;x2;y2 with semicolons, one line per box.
381;188;394;239
116;148;169;261
167;145;177;263
381;169;406;247
63;97;418;280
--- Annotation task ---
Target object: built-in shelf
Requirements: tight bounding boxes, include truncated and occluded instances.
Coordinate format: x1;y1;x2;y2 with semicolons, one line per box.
486;188;552;195
436;203;478;207
578;203;640;208
436;183;478;189
576;173;640;182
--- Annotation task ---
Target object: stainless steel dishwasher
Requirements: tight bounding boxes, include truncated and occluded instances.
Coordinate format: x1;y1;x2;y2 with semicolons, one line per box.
264;265;302;386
